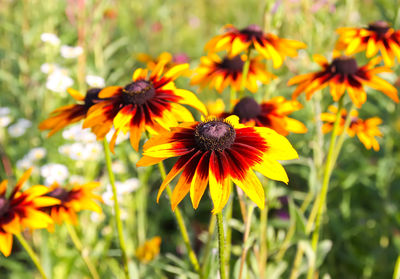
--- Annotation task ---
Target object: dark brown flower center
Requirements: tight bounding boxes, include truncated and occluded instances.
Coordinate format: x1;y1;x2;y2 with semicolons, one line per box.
0;198;10;218
122;80;155;105
84;88;102;108
330;57;358;75
219;56;245;72
195;120;236;151
368;21;390;36
233;97;261;120
240;24;263;39
47;188;69;202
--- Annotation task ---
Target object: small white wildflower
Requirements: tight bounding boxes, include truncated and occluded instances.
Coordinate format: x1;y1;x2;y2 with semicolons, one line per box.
41;63;61;74
69;175;85;184
112;160;126;174
62;125;96;143
59;144;72;156
61;45;83;59
86;75;105;88
85;142;102;160
40;33;60;46
16;158;32;170
8;119;32;137
0;116;12;128
0;107;10;116
46;71;74;93
69;142;87;160
40;163;69;185
27;147;46;161
122;178;140;193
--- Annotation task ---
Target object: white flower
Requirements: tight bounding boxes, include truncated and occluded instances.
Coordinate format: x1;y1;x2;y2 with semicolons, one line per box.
16;158;32;170
123;178;140;193
62;125;96;143
46;71;74;93
8;119;32;137
69;142;87;160
0;116;12;128
61;45;83;59
59;144;72;156
40;33;60;46
85;142;102;160
41;63;61;74
0;107;10;116
27;147;46;161
40;163;69;185
112;160;126;174
86;75;105;88
69;175;85;184
102;178;139;206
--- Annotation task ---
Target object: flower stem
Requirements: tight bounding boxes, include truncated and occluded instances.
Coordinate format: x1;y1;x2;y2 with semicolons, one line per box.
259;181;269;277
217;212;227;279
239;205;255;279
200;214;216;274
393;254;400;279
157;162;201;276
66;223;100;279
306;97;344;279
240;49;252;96
15;233;48;279
229;87;237;110
103;139;130;279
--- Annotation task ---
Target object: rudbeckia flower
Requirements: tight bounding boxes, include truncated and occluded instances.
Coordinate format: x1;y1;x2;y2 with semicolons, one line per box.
288;54;399;108
137;115;298;213
83;60;207;152
0;169;60;256
205;24;306;68
190;53;274;93
220;97;307;136
336;21;400;67
321;106;382;151
39;88;102;136
135;236;162;263
44;182;102;227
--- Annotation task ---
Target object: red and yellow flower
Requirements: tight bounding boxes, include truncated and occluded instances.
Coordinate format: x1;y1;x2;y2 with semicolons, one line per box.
83;60;207;152
44;182;102;227
336;21;400;67
137;115;298;213
135;236;162;263
321;106;383;151
205;24;306;68
39;88;102;137
220;97;307;136
0;169;60;256
288;54;398;108
190;53;274;93
137;51;189;73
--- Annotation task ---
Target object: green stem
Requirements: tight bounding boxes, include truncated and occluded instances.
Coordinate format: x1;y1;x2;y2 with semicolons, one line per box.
200;214;216;275
217;212;227;279
229;87;237;111
239;205;255;279
225;194;233;278
306;97;344;279
66;223;100;279
240;49;252;96
259;181;269;277
103;139;130;279
157;162;201;275
15;233;48;279
393;254;400;279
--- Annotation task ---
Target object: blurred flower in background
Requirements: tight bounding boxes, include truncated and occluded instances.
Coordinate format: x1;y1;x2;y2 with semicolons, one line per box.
46;71;74;93
60;45;83;59
102;178;139;207
40;33;60;46
40;163;69;185
8;119;32;137
0;107;12;128
41;63;61;74
135;236;162;263
86;75;105;88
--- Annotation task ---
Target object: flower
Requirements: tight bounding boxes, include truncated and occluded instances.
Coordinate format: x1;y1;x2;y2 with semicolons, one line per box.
40;33;60;46
46;71;74;93
86;75;105;88
135;236;162;263
39;88;102;137
102;178;139;206
190;53;274;93
83;60;207;152
41;63;61;74
336;21;400;67
137;115;298;213
221;97;307;136
0;169;60;256
40;164;69;185
44;182;102;226
8;119;32;137
60;45;83;59
288;55;399;108
0;108;12;128
205;24;306;68
321;106;383;151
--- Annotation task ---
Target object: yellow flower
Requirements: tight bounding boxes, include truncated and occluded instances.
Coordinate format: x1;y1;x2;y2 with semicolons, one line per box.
135;236;162;263
137;115;298;213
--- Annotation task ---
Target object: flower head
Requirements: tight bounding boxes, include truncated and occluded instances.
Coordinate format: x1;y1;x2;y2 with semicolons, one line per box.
221;97;307;136
288;54;399;108
44;182;102;227
137;116;298;213
60;45;83;59
205;24;306;68
46;71;74;93
336;21;400;67
190;53;274;93
0;169;60;256
39;88;102;137
83;60;207;152
321;106;382;151
135;236;162;263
